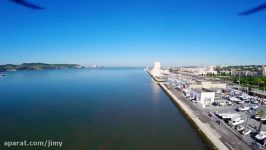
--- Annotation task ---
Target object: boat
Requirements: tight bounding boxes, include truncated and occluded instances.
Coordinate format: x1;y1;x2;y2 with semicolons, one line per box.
242;129;252;135
255;131;266;140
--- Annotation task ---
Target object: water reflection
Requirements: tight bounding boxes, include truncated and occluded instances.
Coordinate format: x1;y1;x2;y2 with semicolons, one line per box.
150;78;161;104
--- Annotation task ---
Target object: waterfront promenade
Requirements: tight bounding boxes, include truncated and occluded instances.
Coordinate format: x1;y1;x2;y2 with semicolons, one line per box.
158;82;229;150
147;70;166;82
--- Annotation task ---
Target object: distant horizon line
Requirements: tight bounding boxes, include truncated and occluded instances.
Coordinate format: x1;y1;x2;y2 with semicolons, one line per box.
0;62;265;68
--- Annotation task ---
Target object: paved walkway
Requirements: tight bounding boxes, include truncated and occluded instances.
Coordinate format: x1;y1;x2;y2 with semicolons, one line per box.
159;83;229;150
168;85;254;150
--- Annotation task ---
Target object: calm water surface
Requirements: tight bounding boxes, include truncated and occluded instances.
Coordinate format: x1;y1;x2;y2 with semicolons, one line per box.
0;68;207;150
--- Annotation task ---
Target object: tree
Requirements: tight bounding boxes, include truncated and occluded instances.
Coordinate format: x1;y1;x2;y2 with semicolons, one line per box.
257;110;266;131
254;77;263;86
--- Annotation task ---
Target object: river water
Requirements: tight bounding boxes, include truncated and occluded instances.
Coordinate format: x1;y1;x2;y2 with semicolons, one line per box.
0;68;207;150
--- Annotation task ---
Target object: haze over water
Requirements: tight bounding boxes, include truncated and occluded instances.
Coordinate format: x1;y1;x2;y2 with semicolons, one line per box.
0;68;207;150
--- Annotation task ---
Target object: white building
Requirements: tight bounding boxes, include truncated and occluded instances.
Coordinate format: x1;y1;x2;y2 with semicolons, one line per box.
162;69;170;75
151;62;162;77
263;66;266;76
191;81;226;89
178;66;217;75
206;65;217;75
231;69;258;76
190;88;215;108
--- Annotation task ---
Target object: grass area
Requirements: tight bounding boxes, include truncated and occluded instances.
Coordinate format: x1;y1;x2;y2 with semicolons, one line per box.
207;74;266;91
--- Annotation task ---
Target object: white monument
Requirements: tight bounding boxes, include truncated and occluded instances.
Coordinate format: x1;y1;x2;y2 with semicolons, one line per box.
151;62;162;77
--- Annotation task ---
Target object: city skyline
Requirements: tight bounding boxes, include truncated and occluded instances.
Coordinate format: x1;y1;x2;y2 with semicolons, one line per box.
0;0;266;66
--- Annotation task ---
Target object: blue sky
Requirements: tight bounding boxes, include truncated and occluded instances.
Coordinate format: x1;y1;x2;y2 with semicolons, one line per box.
0;0;265;66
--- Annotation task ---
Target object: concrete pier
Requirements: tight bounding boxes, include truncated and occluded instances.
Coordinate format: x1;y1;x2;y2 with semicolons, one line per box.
158;82;229;150
147;70;166;82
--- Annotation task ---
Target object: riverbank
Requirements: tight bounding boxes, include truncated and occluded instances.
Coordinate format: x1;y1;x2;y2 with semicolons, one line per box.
156;81;229;150
147;70;167;82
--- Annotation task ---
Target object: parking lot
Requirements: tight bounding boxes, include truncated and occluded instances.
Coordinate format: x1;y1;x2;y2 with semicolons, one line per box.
206;100;266;147
168;83;266;150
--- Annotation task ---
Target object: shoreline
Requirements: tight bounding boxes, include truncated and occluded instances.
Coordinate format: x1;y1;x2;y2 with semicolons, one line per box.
147;70;167;82
148;71;229;150
158;83;228;150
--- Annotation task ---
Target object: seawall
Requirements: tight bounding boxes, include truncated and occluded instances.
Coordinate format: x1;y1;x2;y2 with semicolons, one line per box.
158;82;229;150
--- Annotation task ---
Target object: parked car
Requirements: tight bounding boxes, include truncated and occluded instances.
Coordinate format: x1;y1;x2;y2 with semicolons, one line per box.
253;101;259;104
255;114;261;120
237;101;245;104
255;131;266;140
244;100;251;104
261;116;266;121
226;101;232;106
208;111;213;117
236;125;245;131
238;106;250;111
263;100;266;105
252;105;259;109
229;118;245;126
242;129;251;135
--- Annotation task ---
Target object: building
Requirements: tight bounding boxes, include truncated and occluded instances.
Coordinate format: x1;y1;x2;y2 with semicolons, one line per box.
231;69;258;77
263;66;266;76
162;69;170;75
206;66;218;75
191;81;226;89
190;88;215;108
220;70;231;75
178;66;217;75
150;62;162;77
